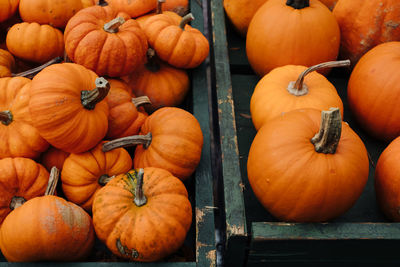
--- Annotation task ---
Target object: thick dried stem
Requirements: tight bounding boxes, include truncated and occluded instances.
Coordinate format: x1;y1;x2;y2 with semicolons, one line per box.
12;57;63;78
156;0;166;14
311;108;342;154
286;0;309;9
45;167;59;196
133;169;147;207
132;96;151;107
81;77;110;110
102;132;152;152
104;17;125;33
0;110;13;125
180;13;194;30
9;196;26;210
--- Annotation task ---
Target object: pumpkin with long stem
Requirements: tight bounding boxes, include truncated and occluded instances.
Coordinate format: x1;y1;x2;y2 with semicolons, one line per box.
0;49;15;78
92;167;192;261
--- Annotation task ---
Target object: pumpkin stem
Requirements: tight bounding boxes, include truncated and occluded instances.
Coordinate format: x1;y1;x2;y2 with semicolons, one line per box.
81;77;110;110
9;196;26;210
45;166;60;196
102;132;152;152
98;174;115;186
0;110;13;125
180;13;194;30
132;96;151;107
286;0;309;9
287;60;350;96
133;169;147;207
156;0;166;14
104;17;125;33
311;107;342;154
12;57;63;79
145;48;161;72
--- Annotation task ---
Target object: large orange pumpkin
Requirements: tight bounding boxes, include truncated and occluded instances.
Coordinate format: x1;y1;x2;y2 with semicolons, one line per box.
333;0;400;67
0;49;15;77
106;0;157;18
29;63;109;153
246;0;340;76
247;108;369;222
0;0;19;23
64;5;148;77
61;141;132;211
347;42;400;141
250;60;346;130
92;168;192;261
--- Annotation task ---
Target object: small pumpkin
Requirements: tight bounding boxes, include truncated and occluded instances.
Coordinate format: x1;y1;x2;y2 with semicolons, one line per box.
247;108;369;222
61;141;132;211
0;49;15;78
29;63;109;153
246;0;340;76
136;0;182;29
0;167;95;262
0;0;19;23
106;0;157;18
92;168;192;261
64;5;148;77
250;60;347;130
40;146;70;172
103;107;203;181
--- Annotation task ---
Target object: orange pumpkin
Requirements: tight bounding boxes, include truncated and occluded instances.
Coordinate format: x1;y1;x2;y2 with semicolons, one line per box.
61;141;132;211
106;0;157;18
122;49;190;112
29;63;109;153
40;146;70;172
103;107;203;181
250;60;346;130
0;77;49;159
92;168;192;261
0;49;15;77
0;0;19;23
246;0;340;76
347;42;400;141
0;167;95;261
64;5;148;77
333;0;400;67
6;22;64;64
136;0;182;29
143;13;210;69
0;157;49;225
247;108;369;222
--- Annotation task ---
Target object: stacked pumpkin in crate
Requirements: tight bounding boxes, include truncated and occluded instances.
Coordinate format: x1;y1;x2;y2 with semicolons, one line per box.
224;0;400;222
0;0;209;262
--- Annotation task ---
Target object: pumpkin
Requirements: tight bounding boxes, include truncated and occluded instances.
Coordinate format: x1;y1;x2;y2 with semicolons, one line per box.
61;141;132;211
223;0;268;37
40;146;70;172
103;107;203;181
136;0;182;29
29;63;109;153
143;13;210;69
0;167;95;261
6;22;64;64
0;77;49;159
247;108;369;222
333;0;400;67
250;60;347;130
106;0;157;18
347;42;400;141
246;0;340;76
81;0;96;8
319;0;337;10
0;0;19;23
0;49;15;77
64;5;148;77
122;48;190;112
163;0;188;16
18;0;85;28
106;79;149;139
0;157;49;225
92;168;192;261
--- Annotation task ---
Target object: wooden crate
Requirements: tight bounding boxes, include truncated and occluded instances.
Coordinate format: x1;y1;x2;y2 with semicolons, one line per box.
210;1;400;266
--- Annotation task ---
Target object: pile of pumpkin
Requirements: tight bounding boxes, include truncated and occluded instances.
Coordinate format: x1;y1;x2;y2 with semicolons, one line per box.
224;0;400;222
0;0;209;262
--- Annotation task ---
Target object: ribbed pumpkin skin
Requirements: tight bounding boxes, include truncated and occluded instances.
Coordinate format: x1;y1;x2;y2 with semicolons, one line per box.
0;49;14;77
348;42;400;142
106;79;148;139
92;168;192;261
250;65;343;130
134;107;203;181
64;6;148;77
247;109;369;222
333;0;400;67
0;195;95;261
0;157;49;225
122;60;189;112
143;14;210;69
375;137;400;221
0;78;49;159
106;0;157;18
6;22;64;63
246;0;340;76
19;0;84;28
136;11;181;30
29;63;109;153
0;0;19;23
61;142;132;211
40;146;70;172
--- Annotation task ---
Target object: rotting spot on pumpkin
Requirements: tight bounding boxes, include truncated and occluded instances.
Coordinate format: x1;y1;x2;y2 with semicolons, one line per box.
116;238;139;259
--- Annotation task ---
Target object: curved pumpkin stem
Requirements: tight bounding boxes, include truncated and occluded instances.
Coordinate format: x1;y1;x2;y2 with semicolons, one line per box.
287;60;350;96
132;96;151;107
133;169;147;207
102;132;152;152
311;107;342;154
45;166;60;196
180;13;194;30
12;57;63;79
10;196;26;210
98;174;115;186
156;0;166;14
81;77;110;110
104;17;125;33
0;110;13;125
286;0;309;9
